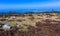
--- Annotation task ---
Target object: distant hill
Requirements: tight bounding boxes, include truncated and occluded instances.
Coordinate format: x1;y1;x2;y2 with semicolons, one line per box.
0;9;60;14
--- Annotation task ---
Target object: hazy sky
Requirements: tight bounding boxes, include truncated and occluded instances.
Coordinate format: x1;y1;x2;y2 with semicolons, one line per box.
0;0;60;11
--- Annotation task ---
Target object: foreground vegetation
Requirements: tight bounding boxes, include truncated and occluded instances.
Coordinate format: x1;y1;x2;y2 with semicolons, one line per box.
0;13;60;36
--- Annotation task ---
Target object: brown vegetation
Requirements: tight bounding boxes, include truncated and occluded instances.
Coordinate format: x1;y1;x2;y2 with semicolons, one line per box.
0;13;60;36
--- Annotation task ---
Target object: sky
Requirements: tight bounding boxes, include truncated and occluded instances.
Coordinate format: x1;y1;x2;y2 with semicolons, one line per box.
0;0;60;12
